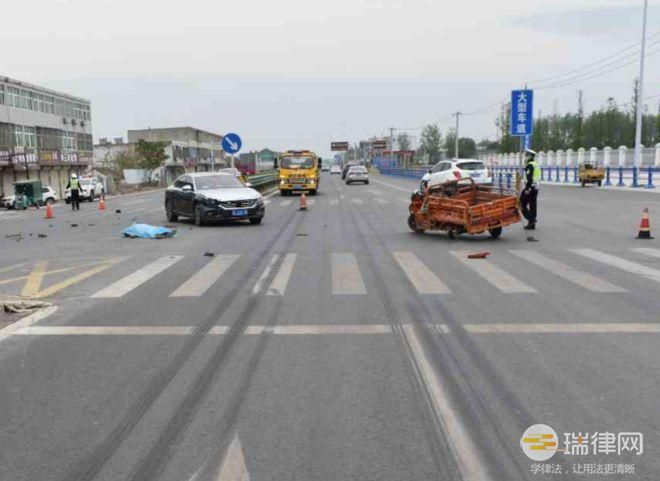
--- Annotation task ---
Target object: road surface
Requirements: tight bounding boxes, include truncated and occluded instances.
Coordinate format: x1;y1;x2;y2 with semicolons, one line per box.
0;175;659;480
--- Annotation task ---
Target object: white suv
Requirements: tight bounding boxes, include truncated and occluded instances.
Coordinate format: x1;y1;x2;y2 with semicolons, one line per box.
65;177;104;203
420;159;491;190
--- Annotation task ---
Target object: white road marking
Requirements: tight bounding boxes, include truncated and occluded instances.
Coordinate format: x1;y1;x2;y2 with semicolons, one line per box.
451;251;537;293
245;325;391;335
91;255;184;298
16;326;194;335
306;198;316;206
464;323;660;333
630;247;660;259
340;194;345;200
329;199;339;206
279;199;293;207
403;325;492;481
392;251;451;294
374;198;389;205
351;198;364;205
252;254;280;295
216;433;250;481
366;188;384;196
331;253;367;295
0;306;58;343
370;178;416;193
266;253;297;296
509;250;625;293
572;248;660;284
170;255;240;297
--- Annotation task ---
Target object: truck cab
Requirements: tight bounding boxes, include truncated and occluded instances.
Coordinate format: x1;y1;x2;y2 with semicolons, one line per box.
275;150;321;196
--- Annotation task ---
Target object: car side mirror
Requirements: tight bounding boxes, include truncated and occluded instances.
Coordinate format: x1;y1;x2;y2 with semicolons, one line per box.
244;182;253;188
182;184;192;192
273;158;278;169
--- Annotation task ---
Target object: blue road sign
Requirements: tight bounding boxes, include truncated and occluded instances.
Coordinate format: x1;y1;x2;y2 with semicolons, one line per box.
221;133;242;154
511;90;534;137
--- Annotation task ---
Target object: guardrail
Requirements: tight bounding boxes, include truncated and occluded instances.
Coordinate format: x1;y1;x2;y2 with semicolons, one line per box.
246;170;278;191
378;167;427;180
491;165;659;189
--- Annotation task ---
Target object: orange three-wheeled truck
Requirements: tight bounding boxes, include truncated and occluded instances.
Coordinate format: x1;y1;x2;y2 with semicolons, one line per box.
408;178;521;238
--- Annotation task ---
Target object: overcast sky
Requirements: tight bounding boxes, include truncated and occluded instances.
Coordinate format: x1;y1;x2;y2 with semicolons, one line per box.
2;0;659;158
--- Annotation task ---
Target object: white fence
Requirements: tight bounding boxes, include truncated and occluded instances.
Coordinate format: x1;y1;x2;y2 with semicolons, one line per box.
483;144;660;168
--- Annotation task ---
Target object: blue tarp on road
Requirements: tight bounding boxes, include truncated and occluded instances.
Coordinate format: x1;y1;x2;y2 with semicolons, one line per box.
122;223;177;239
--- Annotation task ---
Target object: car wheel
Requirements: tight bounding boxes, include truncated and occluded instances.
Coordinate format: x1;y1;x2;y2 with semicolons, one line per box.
166;201;178;222
597;180;602;187
407;214;425;234
309;189;317;196
488;227;502;239
365;180;369;184
89;192;95;202
194;204;205;226
249;217;263;225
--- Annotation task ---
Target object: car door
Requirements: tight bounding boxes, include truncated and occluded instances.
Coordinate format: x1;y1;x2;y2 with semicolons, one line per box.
178;175;196;215
168;176;185;212
429;162;450;186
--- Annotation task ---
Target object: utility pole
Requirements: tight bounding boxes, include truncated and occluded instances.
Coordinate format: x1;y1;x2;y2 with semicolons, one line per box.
388;127;395;165
633;0;648;169
452;112;461;159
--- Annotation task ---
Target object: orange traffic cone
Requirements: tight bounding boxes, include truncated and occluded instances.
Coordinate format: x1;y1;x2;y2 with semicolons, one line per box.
99;197;106;211
300;192;307;211
45;203;54;219
637;208;653;239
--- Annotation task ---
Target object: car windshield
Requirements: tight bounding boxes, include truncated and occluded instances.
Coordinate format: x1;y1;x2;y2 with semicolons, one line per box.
457;162;485;171
281;156;314;169
194;175;243;190
349;167;367;173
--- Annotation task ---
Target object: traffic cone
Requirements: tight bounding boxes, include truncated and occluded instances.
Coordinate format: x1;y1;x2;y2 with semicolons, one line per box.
99;197;106;211
45;203;54;219
637;208;653;239
299;192;307;211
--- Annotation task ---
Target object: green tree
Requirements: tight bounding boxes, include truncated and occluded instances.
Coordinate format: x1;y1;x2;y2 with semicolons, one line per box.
420;124;442;162
135;139;168;172
397;133;411;151
496;102;518;153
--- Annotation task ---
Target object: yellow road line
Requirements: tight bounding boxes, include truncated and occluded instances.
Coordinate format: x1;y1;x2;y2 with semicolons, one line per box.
0;262;28;274
21;261;48;297
34;258;125;298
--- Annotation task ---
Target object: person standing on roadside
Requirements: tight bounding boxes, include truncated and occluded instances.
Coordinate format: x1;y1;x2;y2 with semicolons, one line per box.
520;149;541;230
67;173;81;211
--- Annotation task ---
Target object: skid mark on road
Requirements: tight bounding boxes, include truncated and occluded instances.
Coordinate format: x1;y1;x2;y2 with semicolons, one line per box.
266;253;297;296
170;255;240;297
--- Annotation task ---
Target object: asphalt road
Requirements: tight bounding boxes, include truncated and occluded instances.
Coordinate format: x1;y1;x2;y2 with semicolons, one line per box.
1;174;659;481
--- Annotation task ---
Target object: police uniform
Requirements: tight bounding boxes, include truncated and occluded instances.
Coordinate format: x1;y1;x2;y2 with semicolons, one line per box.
68;177;81;211
520;151;541;229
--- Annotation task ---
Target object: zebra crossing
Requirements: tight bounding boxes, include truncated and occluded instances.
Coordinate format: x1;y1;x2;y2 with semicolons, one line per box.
77;247;660;301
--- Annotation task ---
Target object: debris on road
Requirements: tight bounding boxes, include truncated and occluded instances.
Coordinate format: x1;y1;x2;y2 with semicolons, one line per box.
70;223;78;227
527;236;539;242
38;234;47;238
122;223;177;239
115;209;122;214
204;252;215;257
5;233;21;239
1;298;52;314
467;251;490;259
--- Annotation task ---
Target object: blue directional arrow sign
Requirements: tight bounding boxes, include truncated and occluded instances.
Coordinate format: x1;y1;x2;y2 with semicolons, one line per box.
221;133;242;154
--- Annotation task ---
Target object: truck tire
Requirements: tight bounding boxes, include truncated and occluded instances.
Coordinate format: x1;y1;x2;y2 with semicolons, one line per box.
194;204;205;226
309;189;317;196
581;180;586;187
407;214;425;234
166;201;178;222
597;180;602;187
488;227;502;239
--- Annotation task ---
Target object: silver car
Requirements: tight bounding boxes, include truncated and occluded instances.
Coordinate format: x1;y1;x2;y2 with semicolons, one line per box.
345;165;369;185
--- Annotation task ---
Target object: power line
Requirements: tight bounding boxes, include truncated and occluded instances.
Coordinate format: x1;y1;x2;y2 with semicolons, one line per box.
526;30;660;85
535;46;660;90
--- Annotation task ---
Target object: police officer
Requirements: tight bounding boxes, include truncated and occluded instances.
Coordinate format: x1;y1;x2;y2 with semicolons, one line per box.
67;173;81;211
520;149;541;230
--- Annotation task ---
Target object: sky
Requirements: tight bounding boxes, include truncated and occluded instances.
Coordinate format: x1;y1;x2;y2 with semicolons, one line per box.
2;0;659;159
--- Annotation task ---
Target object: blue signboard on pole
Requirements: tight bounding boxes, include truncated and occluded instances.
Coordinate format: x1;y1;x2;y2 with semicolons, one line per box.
221;133;242;154
510;90;534;137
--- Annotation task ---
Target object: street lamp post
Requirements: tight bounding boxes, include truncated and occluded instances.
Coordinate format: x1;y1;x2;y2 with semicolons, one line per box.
633;0;649;169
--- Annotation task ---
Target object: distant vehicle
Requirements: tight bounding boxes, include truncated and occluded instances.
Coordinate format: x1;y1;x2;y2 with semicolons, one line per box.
420;159;491;191
345;165;369;185
341;163;360;179
578;163;605;187
330;165;341;175
165;172;265;226
2;181;56;209
65;177;104;203
321;164;330;172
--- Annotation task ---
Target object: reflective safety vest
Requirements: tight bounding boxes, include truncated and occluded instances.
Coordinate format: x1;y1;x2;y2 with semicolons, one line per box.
70;178;80;190
529;160;541;183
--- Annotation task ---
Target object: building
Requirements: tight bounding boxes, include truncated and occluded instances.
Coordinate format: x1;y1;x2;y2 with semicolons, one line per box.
0;76;93;198
127;127;225;184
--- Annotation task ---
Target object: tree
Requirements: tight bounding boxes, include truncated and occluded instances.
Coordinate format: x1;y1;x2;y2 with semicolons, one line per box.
420;124;442;162
397;133;411;151
135;139;168;172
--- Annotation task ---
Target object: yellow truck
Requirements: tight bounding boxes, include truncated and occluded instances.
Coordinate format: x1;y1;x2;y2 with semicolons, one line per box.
275;150;322;196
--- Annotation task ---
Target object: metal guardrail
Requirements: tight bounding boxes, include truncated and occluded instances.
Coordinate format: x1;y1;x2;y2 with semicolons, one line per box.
491;165;660;189
246;170;279;191
378;167;428;180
